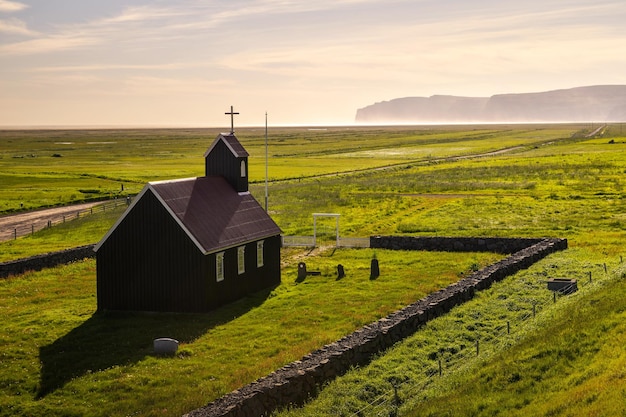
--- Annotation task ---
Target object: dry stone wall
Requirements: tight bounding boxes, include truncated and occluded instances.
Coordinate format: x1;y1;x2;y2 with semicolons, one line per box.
370;235;546;254
185;236;567;417
0;244;95;278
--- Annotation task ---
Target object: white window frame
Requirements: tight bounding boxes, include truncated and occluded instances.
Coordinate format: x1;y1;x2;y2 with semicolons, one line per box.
257;240;264;268
216;252;225;282
240;160;246;177
237;246;245;275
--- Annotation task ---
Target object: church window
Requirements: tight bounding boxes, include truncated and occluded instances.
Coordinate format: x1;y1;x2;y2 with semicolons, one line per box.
216;252;224;282
240;160;246;177
237;246;245;274
257;240;264;268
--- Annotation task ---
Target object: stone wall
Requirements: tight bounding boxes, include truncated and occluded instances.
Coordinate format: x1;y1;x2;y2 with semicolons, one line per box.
370;235;546;254
0;244;95;278
185;237;567;417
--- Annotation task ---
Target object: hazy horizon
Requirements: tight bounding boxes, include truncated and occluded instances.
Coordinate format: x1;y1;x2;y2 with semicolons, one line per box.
2;0;625;128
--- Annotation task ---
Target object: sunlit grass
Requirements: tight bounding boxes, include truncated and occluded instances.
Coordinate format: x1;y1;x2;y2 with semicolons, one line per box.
0;124;624;416
0;249;501;417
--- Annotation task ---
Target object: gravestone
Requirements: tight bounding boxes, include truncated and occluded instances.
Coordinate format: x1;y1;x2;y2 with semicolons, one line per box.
337;264;345;279
297;262;307;281
370;258;380;280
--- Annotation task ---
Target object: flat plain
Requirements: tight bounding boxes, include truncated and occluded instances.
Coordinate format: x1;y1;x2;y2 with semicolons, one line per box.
0;124;624;416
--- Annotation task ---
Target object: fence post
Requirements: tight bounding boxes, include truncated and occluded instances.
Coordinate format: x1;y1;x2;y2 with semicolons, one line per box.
507;321;510;334
438;359;442;377
476;339;480;356
14;228;17;240
589;271;592;283
533;303;536;318
31;224;34;235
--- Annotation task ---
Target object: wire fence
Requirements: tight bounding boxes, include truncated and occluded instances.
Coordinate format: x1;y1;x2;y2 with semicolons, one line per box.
338;261;623;417
2;198;131;242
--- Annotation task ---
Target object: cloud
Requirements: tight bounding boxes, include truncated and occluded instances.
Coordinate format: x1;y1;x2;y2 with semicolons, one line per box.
0;0;28;13
0;35;98;55
0;17;36;35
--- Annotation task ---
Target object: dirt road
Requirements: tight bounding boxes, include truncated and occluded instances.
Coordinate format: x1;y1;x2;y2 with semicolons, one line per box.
0;201;104;242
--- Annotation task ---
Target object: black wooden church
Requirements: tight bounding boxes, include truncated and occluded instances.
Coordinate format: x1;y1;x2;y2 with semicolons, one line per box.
94;125;282;313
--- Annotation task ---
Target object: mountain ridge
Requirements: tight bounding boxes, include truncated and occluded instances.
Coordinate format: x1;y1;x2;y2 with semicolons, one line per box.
355;85;626;123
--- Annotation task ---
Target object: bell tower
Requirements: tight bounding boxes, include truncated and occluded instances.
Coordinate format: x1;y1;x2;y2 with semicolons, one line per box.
203;107;249;192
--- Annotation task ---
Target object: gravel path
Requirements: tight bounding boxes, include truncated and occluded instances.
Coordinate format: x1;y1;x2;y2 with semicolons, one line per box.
0;201;105;242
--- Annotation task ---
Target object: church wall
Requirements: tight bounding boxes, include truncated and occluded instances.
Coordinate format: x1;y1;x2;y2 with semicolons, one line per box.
96;191;208;313
96;190;282;313
205;235;282;310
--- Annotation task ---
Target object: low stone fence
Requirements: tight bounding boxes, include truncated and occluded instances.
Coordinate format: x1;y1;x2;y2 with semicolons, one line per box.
370;235;546;254
0;244;95;278
185;236;567;417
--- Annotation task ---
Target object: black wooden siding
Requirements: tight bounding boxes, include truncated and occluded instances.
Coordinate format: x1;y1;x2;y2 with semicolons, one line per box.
96;190;281;313
210;235;281;309
205;140;248;192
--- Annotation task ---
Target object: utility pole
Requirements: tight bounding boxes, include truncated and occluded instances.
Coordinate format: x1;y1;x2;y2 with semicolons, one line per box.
265;112;269;212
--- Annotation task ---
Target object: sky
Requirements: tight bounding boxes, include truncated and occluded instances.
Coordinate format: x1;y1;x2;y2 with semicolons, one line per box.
1;0;625;127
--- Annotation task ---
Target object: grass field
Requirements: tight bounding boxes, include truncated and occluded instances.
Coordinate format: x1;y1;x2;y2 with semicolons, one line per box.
0;124;625;416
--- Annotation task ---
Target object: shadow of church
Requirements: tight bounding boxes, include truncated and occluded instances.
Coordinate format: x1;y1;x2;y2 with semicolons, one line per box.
37;286;276;398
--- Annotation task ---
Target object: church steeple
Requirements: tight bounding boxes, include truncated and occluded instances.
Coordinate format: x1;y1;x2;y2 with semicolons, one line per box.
204;133;249;193
203;107;249;193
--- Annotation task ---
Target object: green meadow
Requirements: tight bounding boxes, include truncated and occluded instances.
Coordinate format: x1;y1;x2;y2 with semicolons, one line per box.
0;124;624;416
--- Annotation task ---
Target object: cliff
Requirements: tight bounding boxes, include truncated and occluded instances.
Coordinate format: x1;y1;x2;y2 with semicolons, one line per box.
355;85;626;123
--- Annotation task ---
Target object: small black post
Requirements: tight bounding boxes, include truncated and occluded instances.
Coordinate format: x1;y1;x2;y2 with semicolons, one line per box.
438;359;442;376
14;228;17;240
391;380;400;417
604;263;607;273
553;292;557;303
31;224;34;235
533;303;536;318
507;321;510;334
63;215;65;223
476;339;480;356
589;271;592;283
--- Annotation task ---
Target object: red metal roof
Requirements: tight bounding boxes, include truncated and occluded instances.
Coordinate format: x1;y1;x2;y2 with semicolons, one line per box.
150;176;280;253
95;176;281;254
